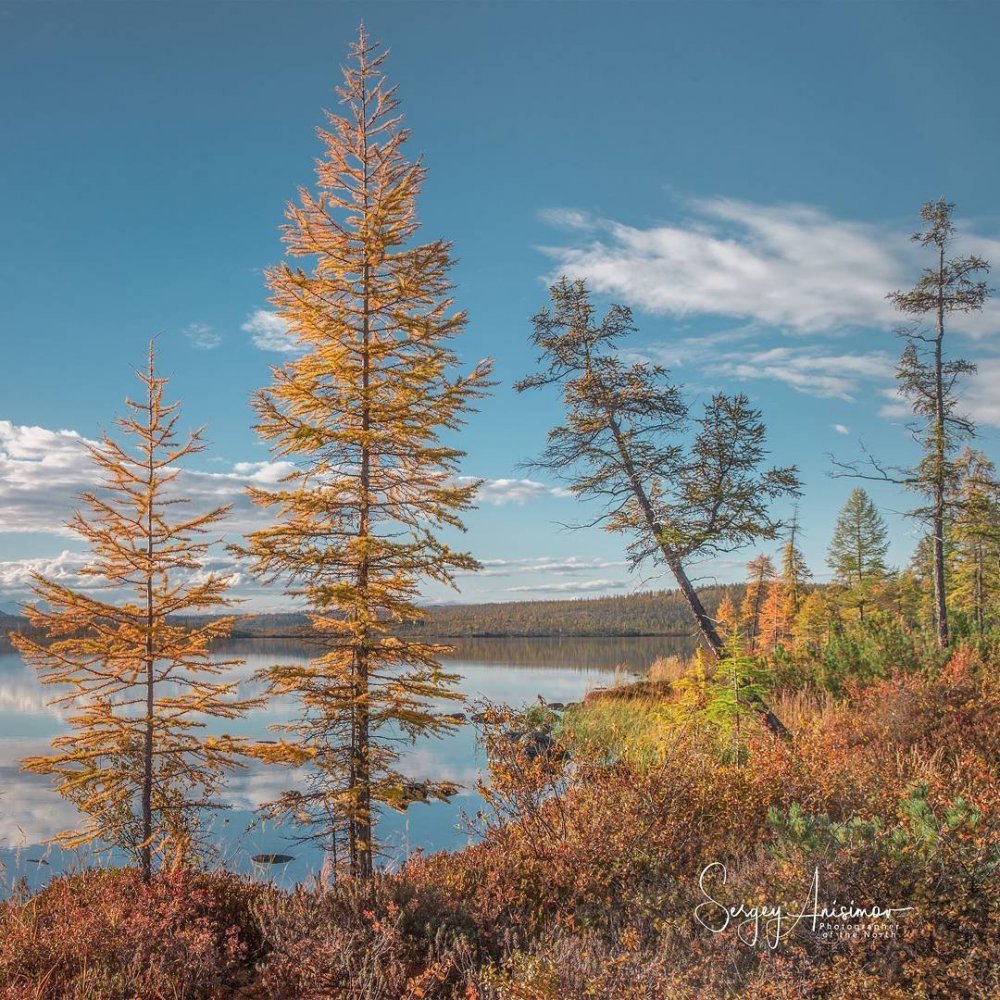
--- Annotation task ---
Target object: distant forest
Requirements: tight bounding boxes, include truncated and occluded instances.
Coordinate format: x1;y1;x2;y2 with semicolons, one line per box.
1;586;766;644
400;587;749;637
214;585;758;639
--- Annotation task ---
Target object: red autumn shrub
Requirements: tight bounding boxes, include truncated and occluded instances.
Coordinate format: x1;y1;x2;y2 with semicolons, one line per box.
0;868;267;999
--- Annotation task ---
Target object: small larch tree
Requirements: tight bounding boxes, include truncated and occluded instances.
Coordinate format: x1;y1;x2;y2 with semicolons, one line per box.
10;346;255;883
740;554;776;651
757;580;789;654
827;487;889;623
517;278;800;738
779;511;811;624
241;28;492;878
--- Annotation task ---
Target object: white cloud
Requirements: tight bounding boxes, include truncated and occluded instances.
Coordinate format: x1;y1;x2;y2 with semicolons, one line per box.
832;424;851;435
184;323;222;350
0;420;584;609
0;550;90;595
0;421;304;539
708;345;895;401
0;422;93;536
242;310;299;353
506;579;629;595
464;556;627;578
542;197;1000;338
459;477;572;506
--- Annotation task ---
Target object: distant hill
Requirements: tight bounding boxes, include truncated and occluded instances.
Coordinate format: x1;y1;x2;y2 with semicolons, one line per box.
229;587;749;639
0;585;774;643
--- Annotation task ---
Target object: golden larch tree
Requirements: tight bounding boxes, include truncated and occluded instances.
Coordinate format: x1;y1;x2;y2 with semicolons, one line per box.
714;592;740;639
739;554;776;652
779;512;811;628
756;580;789;653
11;345;257;883
241;28;492;878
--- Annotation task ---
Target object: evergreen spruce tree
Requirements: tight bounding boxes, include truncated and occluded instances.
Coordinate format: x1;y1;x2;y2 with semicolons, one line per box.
827;488;889;623
241;28;492;878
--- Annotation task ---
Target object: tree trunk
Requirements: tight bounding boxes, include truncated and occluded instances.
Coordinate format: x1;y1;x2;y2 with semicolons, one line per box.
346;65;375;881
597;406;792;741
141;650;153;885
352;238;374;879
141;367;155;885
668;558;791;741
932;243;950;647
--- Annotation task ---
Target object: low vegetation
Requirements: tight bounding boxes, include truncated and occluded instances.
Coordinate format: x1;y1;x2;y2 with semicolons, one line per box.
2;627;995;998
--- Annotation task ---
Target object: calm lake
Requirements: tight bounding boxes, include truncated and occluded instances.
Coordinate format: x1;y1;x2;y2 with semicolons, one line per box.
0;635;695;892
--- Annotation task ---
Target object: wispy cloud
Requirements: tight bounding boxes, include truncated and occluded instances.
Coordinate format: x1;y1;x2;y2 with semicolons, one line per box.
460;477;572;505
242;310;299;352
541;196;1000;338
832;423;851;435
709;345;896;401
184;322;222;350
461;556;627;578
506;579;629;595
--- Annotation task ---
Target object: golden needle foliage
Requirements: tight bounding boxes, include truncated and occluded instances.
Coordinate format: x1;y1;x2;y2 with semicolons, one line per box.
240;28;492;878
11;346;258;882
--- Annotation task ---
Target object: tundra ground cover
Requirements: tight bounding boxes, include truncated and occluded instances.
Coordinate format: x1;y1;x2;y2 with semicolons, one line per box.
1;637;995;998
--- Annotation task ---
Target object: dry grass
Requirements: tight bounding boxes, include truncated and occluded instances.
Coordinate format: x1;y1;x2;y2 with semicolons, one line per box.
647;654;693;684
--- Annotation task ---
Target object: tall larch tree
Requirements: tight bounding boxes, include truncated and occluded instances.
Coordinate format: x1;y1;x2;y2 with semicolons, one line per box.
517;278;799;739
11;346;256;884
827;488;889;623
241;28;492;879
888;199;988;646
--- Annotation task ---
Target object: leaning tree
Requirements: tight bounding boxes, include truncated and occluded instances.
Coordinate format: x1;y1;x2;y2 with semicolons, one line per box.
517;278;800;738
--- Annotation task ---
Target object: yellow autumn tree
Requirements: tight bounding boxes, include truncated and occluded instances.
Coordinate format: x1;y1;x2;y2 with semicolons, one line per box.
11;345;257;883
757;580;788;653
779;512;811;633
794;589;840;649
714;592;741;639
739;554;776;651
241;28;492;878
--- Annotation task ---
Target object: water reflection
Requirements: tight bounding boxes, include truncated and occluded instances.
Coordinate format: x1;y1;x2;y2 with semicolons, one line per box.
0;635;693;891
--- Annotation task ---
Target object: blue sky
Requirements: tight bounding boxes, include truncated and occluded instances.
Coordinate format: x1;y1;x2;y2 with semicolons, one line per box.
1;1;998;610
